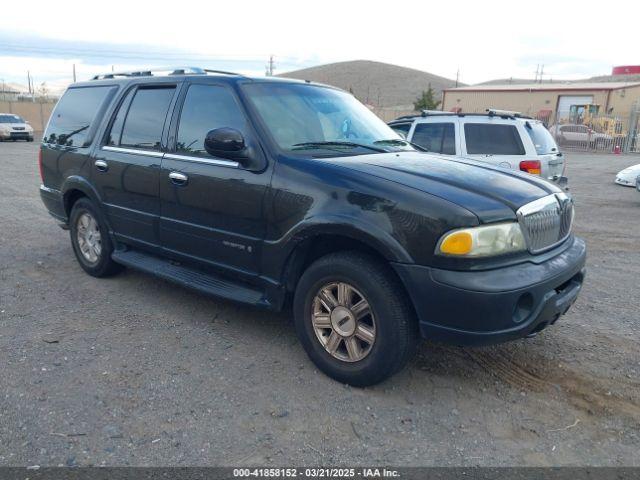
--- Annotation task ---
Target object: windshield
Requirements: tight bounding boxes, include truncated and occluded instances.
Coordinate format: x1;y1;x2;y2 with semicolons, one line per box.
242;82;415;155
526;122;558;154
0;114;25;124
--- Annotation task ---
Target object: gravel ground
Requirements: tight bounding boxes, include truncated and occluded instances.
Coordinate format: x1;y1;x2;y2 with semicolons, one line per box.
0;141;639;467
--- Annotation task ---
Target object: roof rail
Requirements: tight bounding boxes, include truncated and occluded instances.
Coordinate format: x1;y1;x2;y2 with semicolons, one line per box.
486;108;532;119
391;110;538;123
90;66;241;80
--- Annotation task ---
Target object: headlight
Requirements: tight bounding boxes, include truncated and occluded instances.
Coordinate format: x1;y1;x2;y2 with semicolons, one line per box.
436;222;526;257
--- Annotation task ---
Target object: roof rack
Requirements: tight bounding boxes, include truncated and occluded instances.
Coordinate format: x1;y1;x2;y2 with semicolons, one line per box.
90;66;241;81
391;109;535;123
486;108;533;119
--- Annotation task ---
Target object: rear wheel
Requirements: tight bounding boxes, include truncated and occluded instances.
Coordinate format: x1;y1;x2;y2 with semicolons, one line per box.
69;198;122;277
294;251;418;387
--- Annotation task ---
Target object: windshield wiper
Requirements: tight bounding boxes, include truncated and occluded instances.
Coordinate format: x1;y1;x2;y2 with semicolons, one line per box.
373;139;428;152
291;141;388;153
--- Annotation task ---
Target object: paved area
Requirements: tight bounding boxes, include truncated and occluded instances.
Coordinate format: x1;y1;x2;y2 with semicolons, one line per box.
0;141;639;467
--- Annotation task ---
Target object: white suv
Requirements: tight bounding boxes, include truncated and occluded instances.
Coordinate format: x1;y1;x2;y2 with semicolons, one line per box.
389;110;567;187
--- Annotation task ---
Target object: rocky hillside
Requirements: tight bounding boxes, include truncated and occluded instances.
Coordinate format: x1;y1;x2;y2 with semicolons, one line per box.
279;60;461;108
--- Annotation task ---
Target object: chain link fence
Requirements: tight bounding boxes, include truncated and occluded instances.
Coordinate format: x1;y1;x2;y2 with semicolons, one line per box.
549;102;640;154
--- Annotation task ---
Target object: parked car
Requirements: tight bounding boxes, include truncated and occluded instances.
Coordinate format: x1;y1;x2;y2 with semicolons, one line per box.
615;163;640;187
39;68;586;386
549;123;612;149
389;110;567;187
0;113;34;142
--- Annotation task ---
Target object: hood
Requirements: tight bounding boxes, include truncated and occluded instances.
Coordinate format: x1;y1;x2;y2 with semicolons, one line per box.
324;152;559;223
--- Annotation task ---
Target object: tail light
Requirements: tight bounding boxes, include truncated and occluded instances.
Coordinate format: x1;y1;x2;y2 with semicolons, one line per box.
519;160;541;175
38;147;44;183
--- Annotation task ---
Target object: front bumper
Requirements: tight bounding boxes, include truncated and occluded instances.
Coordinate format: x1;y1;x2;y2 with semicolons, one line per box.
393;236;587;346
615;175;637;187
0;131;34;140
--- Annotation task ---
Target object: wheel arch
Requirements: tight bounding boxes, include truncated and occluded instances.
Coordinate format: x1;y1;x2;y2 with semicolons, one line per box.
61;176;103;218
278;220;413;295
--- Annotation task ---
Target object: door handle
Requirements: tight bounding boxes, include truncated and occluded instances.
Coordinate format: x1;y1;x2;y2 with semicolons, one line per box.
95;159;108;172
169;171;188;186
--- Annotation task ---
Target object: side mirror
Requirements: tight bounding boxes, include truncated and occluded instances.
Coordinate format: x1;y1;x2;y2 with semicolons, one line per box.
203;128;266;171
204;127;245;155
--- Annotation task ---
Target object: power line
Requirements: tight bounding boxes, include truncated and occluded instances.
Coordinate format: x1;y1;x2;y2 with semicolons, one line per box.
0;42;302;64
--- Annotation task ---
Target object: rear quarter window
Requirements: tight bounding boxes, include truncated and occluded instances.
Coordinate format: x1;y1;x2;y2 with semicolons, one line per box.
44;86;116;147
525;122;558;154
464;123;525;155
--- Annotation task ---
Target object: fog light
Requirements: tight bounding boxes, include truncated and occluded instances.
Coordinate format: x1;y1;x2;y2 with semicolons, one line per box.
513;293;534;323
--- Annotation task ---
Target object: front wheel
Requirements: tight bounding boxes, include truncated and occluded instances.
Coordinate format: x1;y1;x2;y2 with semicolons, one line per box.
294;252;418;387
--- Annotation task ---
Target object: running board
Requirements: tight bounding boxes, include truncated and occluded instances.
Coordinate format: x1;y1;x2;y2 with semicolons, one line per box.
112;249;269;307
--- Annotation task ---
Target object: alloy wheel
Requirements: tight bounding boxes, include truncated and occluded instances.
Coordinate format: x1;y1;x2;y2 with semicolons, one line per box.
311;282;376;362
76;212;102;264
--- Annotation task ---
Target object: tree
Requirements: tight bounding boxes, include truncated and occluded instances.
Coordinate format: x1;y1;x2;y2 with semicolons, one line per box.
413;84;441;111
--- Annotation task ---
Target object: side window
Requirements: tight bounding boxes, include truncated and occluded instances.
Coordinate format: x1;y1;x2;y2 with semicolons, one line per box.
106;88;135;146
118;87;175;151
44;86;116;147
464;123;525;155
412;123;456;154
389;123;411;138
176;84;247;157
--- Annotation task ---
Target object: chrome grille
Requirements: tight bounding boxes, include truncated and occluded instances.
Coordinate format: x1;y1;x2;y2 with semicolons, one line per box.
516;193;573;253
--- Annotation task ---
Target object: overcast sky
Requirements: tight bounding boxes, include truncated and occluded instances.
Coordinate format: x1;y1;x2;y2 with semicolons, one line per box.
1;0;638;91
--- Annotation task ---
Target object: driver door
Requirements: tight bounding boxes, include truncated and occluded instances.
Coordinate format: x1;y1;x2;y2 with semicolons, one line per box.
159;81;271;276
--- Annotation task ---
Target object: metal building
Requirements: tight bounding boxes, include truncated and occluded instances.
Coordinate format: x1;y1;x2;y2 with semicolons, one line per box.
442;82;640;124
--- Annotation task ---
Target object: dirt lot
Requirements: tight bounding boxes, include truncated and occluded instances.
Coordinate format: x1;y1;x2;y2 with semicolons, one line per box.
0;141;639;467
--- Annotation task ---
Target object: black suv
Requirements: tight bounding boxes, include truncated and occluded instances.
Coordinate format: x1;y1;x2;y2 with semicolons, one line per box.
39;67;586;386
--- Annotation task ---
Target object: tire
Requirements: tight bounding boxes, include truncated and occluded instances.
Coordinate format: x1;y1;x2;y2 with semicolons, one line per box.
293;251;418;387
69;198;123;277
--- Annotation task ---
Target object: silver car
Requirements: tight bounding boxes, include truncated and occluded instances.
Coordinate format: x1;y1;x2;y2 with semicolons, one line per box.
0;113;34;142
549;124;612;149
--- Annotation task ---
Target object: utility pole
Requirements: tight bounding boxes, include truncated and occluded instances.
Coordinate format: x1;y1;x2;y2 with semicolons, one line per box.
455;68;459;88
27;71;32;95
539;64;544;83
534;64;539;83
73;64;76;83
265;55;275;76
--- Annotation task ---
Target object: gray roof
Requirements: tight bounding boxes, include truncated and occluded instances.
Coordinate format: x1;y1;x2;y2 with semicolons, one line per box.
446;82;640;92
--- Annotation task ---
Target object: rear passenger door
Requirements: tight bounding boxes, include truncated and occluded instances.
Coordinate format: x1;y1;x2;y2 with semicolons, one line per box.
93;84;179;249
460;121;526;170
159;81;271;276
